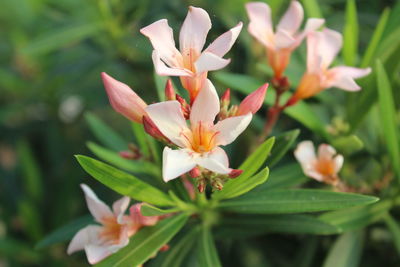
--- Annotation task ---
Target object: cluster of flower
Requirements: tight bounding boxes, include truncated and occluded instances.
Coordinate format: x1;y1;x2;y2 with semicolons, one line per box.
68;1;371;264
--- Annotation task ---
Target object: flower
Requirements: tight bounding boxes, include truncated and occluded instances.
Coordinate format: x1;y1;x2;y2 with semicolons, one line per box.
67;184;159;264
101;72;147;124
145;79;252;182
246;1;324;79
140;6;242;102
294;141;344;185
291;29;371;100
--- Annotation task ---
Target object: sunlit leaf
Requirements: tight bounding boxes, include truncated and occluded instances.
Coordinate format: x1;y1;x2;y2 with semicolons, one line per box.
141;204;179;217
342;0;359;66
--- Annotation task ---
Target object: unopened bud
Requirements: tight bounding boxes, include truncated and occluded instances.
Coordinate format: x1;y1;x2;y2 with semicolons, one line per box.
165;79;176;100
236;83;268;116
160;244;170;252
143;115;170;143
229;169;243;179
197;179;206;193
176;94;191;119
189;167;201;178
221;88;231;107
212;178;224;191
119;151;136;159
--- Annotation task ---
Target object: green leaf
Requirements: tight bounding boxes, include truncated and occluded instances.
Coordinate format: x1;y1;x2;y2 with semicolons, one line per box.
360;8;390;67
219;214;341;236
376;60;400;179
131;123;150;158
87;141;160;176
318;200;391;231
141;204;180;217
301;0;323;18
154;72;167;101
213;168;269;201
331;135;364;155
35;215;93;249
342;0;359;66
198;227;221;267
76;155;174;206
96;213;188;267
218;189;379;214
267;129;300;166
85;112;127;151
256;163;307;191
383;213;400;255
323;231;364;267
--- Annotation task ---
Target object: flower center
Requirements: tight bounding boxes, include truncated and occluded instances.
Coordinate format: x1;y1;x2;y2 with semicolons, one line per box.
99;216;123;245
189;122;218;153
182;48;200;72
314;158;335;176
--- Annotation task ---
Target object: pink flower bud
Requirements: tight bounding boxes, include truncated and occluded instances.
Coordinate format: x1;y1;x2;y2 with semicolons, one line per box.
176;94;191;119
221;88;231;106
229;169;243;178
189;167;201;178
165;79;176;100
101;72;147;124
119;151;136;159
236;83;268;116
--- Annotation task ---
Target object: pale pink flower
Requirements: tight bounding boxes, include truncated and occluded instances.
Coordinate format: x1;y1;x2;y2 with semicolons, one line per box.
145;79;252;182
140;6;242;102
294;141;344;185
246;1;324;78
292;29;371;100
67;184;158;264
101;72;147;124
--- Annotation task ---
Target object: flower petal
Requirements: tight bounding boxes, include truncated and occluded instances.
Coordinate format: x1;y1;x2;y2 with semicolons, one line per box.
80;184;113;223
213;113;252;146
129;203;159;226
317;144;336;161
112;196;130;223
67;225;102;255
275;29;296;49
294;18;325;46
140;19;182;68
190;79;220;126
294;141;317;166
205;22;243;57
145;101;190;148
325;66;371;91
237;83;268;115
195;147;231;174
85;241;128;265
318;29;343;69
101;72;147;123
162;147;197;182
152;50;192;77
246;2;274;48
194;52;231;73
277;1;304;35
179;6;211;55
306;32;323;73
334;154;344;173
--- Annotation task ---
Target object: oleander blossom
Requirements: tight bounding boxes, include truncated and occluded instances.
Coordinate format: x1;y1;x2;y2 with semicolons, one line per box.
291;29;371;100
67;184;159;264
145;79;254;182
246;1;324;78
294;141;344;185
140;6;242;102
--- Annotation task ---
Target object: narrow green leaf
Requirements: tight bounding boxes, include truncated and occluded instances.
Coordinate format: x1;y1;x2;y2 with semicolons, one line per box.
318;200;391;231
96;213;188;267
376;60;400;179
219;189;379;214
35;215;93;249
331;135;364;155
85;112;126;151
76;155;174;206
198;227;221;267
87;141;160;176
213;168;269;201
383;213;400;255
323;231;363;267
360;8;390;67
141;204;179;217
154;72;167;101
131;123;150;158
342;0;359;65
239;137;274;178
255;163;307;191
301;0;323;18
267;129;300;166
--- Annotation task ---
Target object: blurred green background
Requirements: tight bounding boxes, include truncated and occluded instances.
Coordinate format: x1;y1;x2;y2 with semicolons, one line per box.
0;0;398;266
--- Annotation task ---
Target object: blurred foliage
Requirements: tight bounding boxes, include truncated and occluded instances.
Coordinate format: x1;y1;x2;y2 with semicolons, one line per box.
1;0;400;266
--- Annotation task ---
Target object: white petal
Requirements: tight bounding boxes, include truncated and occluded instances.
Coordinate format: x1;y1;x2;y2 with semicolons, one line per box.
275;29;296;49
140;19;183;68
195;147;231;174
162;147;197;182
294;18;325;47
190;79;220;126
205;22;243;57
245;2;274;48
179;6;211;55
305;169;325;182
85;241;128;265
317;144;336;161
67;225;102;255
194;52;231;73
306;32;323;73
318;29;343;69
112;196;130;223
277;1;304;35
213;113;252;146
145;101;190;148
80;184;113;223
152;50;192;77
294;141;317;166
325;66;371;91
334;154;344;173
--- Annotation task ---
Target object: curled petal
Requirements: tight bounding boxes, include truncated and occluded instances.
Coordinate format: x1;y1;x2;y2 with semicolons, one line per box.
246;2;274;48
67;225;102;255
318;144;337;160
294;18;325;46
277;1;304;35
162;147;197;182
145;101;190;148
325;66;371;91
237;83;268;115
80;184;113;223
213;113;252;146
85;241;129;265
112;196;130;223
194;52;231;73
101;72;147;123
205;22;243;57
190;79;220;126
152;50;192;77
179;6;211;55
195;147;231;174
